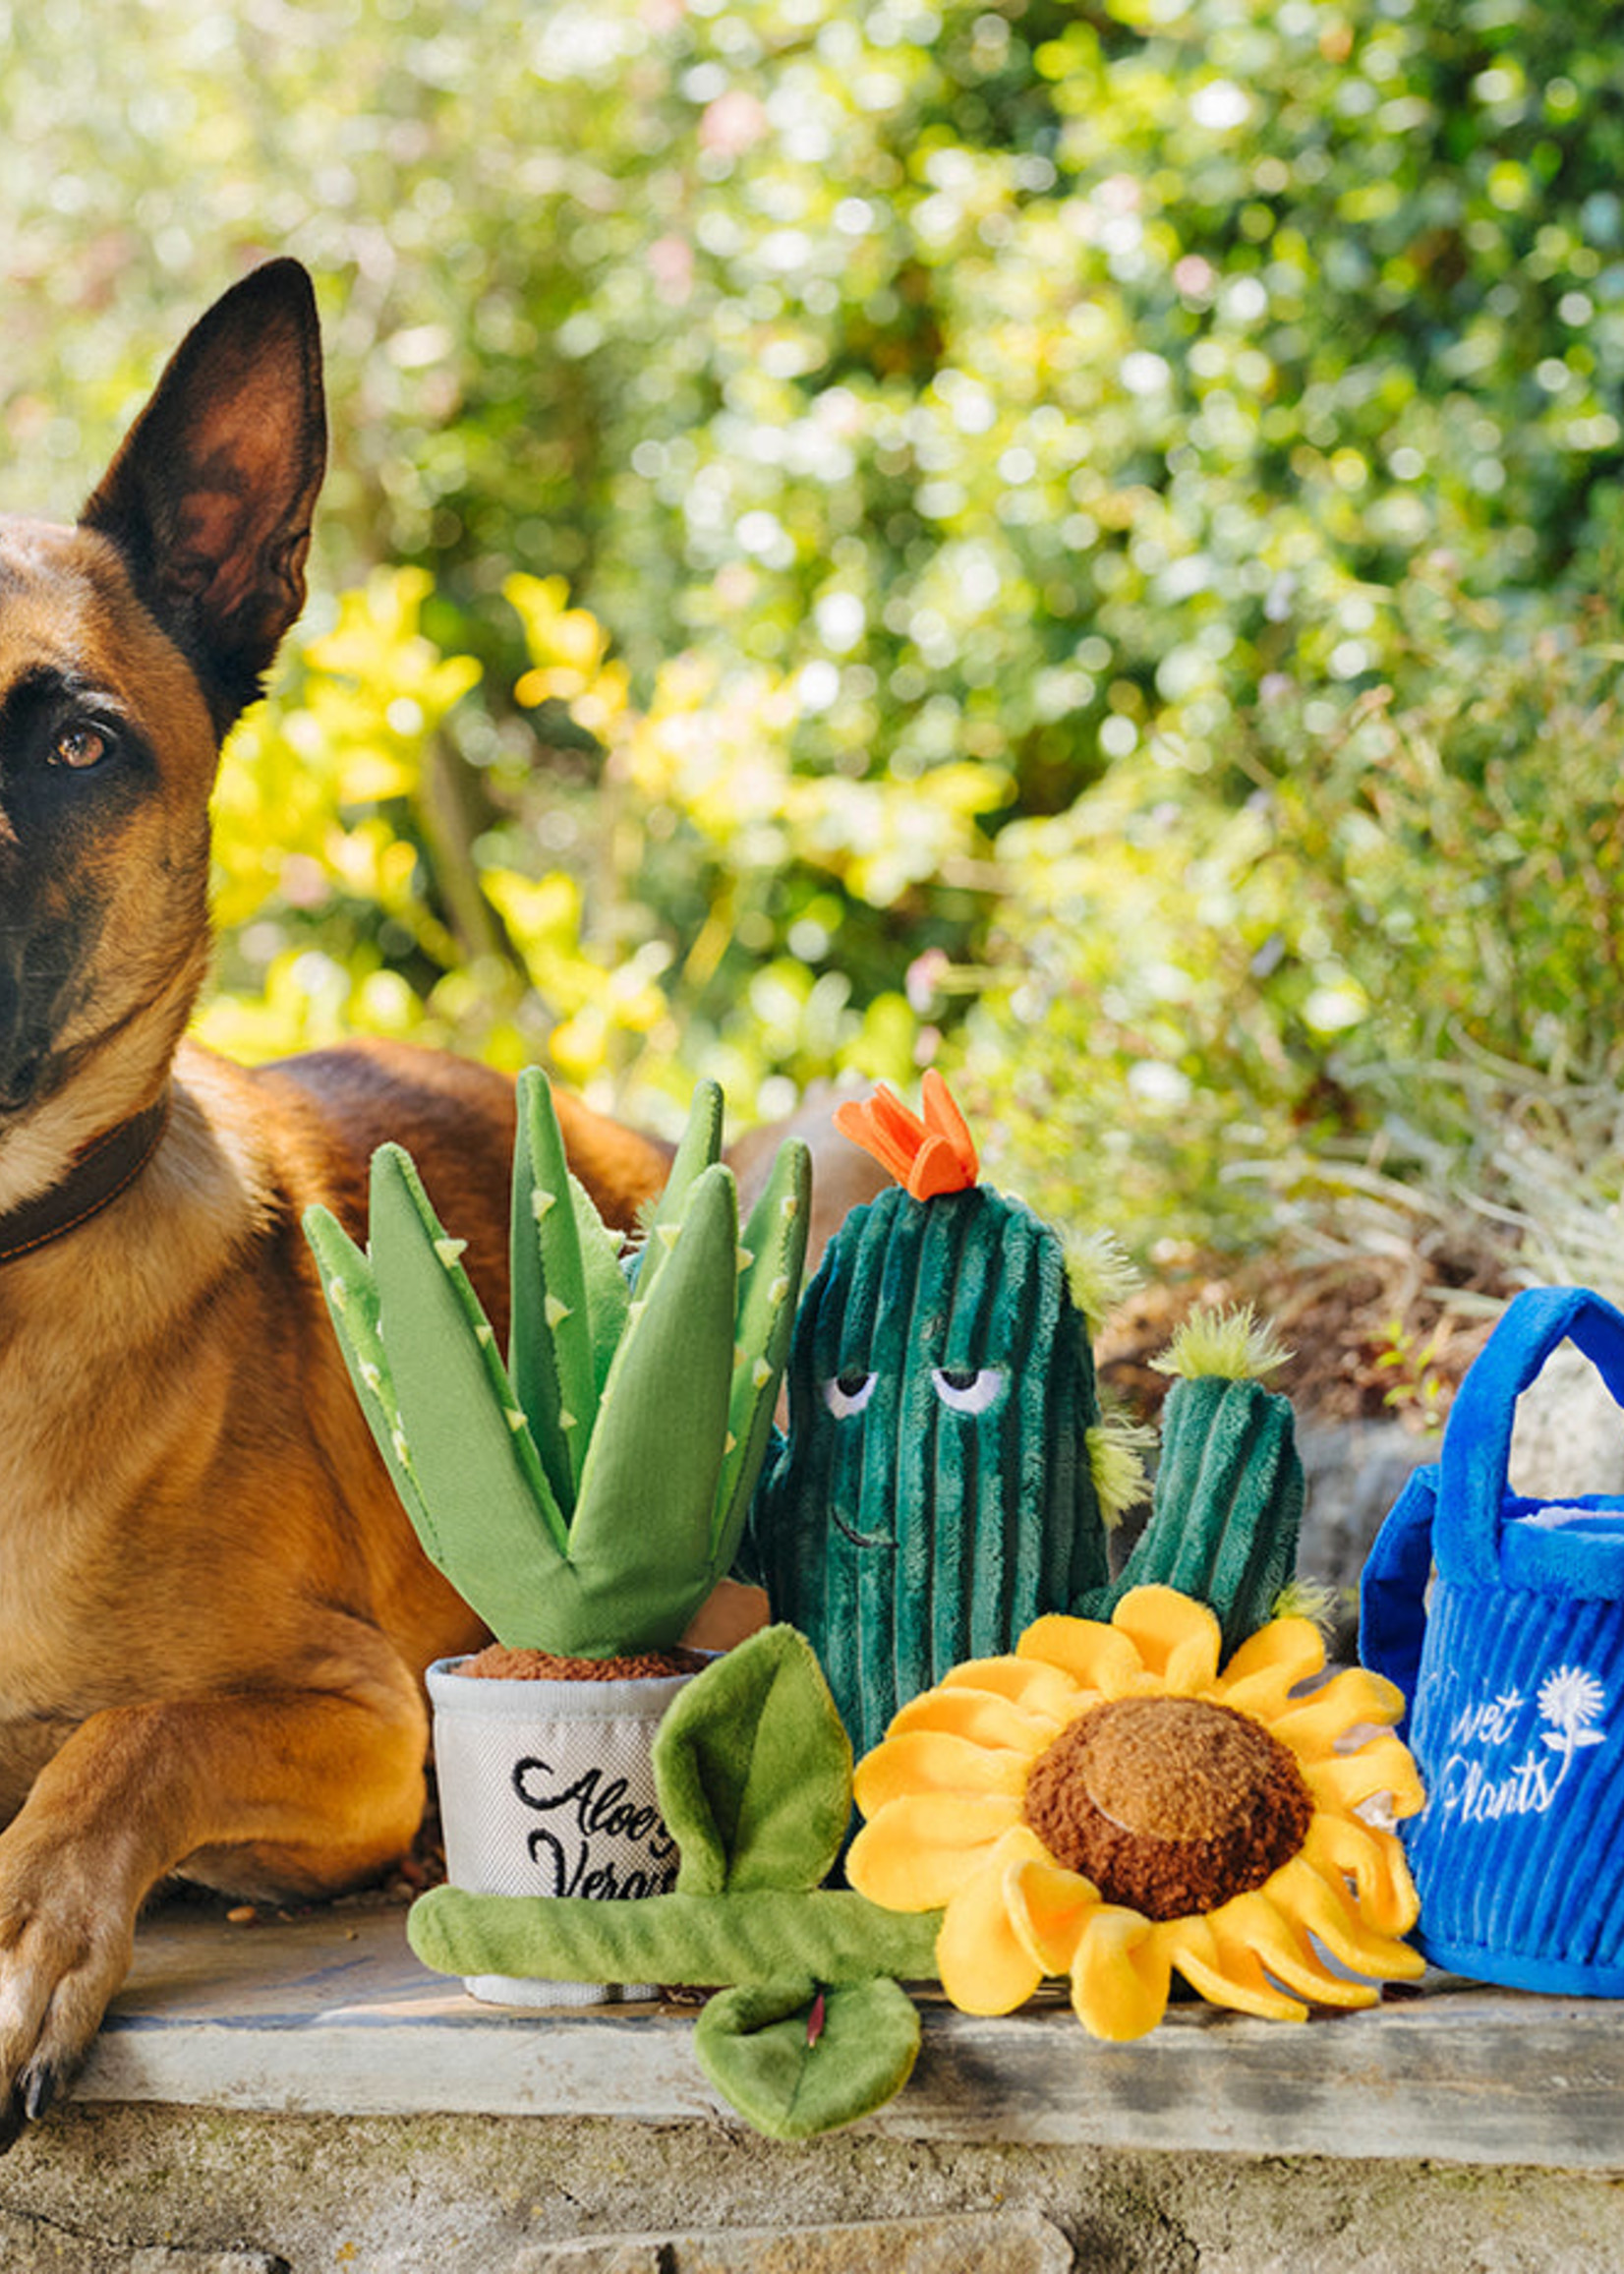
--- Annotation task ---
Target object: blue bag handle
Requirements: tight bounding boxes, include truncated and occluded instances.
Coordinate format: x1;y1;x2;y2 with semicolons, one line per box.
1358;1465;1437;1732
1435;1285;1624;1588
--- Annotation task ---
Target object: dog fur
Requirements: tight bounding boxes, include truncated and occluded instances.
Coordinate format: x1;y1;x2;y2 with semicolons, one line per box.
0;260;697;2138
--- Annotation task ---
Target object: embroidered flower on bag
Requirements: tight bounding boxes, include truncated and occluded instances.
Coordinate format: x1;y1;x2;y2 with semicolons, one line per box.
1537;1666;1607;1764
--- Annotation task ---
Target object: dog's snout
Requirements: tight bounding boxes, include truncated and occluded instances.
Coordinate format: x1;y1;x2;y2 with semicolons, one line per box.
0;930;68;1113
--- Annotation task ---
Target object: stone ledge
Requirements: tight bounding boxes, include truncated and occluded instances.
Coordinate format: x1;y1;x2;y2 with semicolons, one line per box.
67;1895;1624;2173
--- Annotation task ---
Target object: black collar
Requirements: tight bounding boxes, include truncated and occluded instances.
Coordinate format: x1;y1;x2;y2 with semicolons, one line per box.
0;1088;172;1266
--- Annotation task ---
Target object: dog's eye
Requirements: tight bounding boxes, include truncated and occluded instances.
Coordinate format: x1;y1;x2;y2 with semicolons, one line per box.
50;723;113;771
931;1366;1005;1416
823;1370;877;1419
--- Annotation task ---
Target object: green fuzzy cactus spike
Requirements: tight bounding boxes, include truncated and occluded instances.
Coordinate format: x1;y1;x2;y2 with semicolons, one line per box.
305;1071;810;1657
747;1078;1110;1765
1078;1305;1305;1655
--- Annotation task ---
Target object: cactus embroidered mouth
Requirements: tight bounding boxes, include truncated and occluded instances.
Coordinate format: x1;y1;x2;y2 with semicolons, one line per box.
829;1507;897;1551
847;1584;1428;2041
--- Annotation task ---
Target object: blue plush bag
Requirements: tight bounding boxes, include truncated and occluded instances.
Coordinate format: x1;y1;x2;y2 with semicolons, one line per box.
1361;1285;1624;1995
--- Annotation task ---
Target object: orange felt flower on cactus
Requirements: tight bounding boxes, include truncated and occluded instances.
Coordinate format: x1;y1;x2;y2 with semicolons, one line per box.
834;1072;980;1200
847;1585;1426;2042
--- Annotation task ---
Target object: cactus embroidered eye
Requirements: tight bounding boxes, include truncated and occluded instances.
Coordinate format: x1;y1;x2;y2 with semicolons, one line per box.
823;1370;877;1418
931;1366;1004;1416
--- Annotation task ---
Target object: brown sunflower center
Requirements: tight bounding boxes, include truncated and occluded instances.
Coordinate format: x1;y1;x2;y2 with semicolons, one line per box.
1020;1696;1312;1924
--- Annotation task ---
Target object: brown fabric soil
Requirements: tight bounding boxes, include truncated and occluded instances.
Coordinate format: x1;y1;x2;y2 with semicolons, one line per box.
1021;1696;1313;1924
456;1643;709;1681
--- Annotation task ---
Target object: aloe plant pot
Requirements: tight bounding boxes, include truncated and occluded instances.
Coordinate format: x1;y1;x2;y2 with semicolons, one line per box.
428;1654;702;2007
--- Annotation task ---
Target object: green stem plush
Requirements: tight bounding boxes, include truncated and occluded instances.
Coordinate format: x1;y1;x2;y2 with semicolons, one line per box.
409;1625;941;2140
744;1077;1305;1758
304;1073;810;1658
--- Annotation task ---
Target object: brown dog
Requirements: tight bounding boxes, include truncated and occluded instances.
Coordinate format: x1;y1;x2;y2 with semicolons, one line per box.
0;260;702;2140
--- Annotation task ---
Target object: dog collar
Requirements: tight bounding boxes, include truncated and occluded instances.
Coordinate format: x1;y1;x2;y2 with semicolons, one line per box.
0;1088;172;1266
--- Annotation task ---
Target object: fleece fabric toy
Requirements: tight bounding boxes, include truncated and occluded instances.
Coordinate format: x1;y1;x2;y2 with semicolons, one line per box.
409;1625;940;2138
849;1584;1425;2041
304;1071;809;1657
743;1075;1307;1763
1363;1284;1624;1995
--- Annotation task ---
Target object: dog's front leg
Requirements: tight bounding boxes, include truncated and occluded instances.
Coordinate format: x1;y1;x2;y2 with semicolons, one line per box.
0;1632;428;2142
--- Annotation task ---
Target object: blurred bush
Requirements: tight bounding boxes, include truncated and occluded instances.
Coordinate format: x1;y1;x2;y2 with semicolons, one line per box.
8;0;1624;1220
966;579;1624;1250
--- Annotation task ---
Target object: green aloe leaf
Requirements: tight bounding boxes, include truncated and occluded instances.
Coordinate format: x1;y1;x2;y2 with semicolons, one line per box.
569;1172;631;1404
718;1138;811;1557
304;1202;435;1550
567;1160;736;1646
509;1068;593;1515
631;1078;724;1309
369;1143;571;1620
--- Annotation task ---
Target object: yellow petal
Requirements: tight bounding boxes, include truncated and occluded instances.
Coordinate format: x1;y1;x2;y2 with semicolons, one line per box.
1269;1667;1408;1761
1005;1853;1102;1975
942;1655;1081;1722
1305;1734;1425;1822
853;1729;1031;1817
1267;1854;1425;1984
1162;1912;1307;2023
846;1792;1021;1910
889;1685;1065;1754
1017;1614;1142;1696
936;1831;1051;2016
1301;1810;1421;1938
1111;1586;1222;1694
1068;1904;1174;2041
1216;1890;1378;2010
1214;1616;1325;1717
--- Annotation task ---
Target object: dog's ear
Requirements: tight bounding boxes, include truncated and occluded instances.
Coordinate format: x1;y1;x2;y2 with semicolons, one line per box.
81;259;327;733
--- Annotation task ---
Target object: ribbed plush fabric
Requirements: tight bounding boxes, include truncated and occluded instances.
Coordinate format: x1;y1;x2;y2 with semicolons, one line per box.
1362;1287;1624;1994
747;1184;1108;1765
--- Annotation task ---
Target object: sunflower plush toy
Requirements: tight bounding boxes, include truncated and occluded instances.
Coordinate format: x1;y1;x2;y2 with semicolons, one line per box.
849;1583;1425;2041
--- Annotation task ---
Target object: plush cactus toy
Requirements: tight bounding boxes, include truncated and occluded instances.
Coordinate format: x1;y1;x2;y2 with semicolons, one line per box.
745;1076;1118;1762
1092;1306;1306;1659
304;1072;810;1658
746;1075;1305;1759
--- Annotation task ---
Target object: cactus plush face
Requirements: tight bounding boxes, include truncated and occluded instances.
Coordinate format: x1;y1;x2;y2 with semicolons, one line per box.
750;1182;1109;1761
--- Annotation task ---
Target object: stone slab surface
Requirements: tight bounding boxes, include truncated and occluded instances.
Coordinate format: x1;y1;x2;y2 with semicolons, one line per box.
523;2211;1073;2272
64;1895;1624;2172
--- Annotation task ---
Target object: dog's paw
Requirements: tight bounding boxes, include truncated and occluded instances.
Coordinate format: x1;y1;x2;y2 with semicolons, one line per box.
0;1853;135;2146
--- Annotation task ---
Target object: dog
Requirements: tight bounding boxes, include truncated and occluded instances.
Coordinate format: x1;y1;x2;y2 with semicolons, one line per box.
0;258;817;2141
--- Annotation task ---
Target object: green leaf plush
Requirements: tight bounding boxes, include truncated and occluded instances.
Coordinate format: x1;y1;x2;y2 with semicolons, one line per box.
693;1977;922;2143
656;1624;852;1896
406;1627;943;2137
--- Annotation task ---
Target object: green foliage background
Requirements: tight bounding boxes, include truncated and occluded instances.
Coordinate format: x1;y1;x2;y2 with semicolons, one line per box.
7;0;1624;1252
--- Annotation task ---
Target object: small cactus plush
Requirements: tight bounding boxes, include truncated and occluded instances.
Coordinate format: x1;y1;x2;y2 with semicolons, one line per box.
304;1072;810;1659
746;1077;1305;1760
1079;1306;1305;1657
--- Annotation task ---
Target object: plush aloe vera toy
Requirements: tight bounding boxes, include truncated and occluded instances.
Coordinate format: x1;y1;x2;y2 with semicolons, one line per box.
304;1073;810;1657
745;1076;1305;1757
